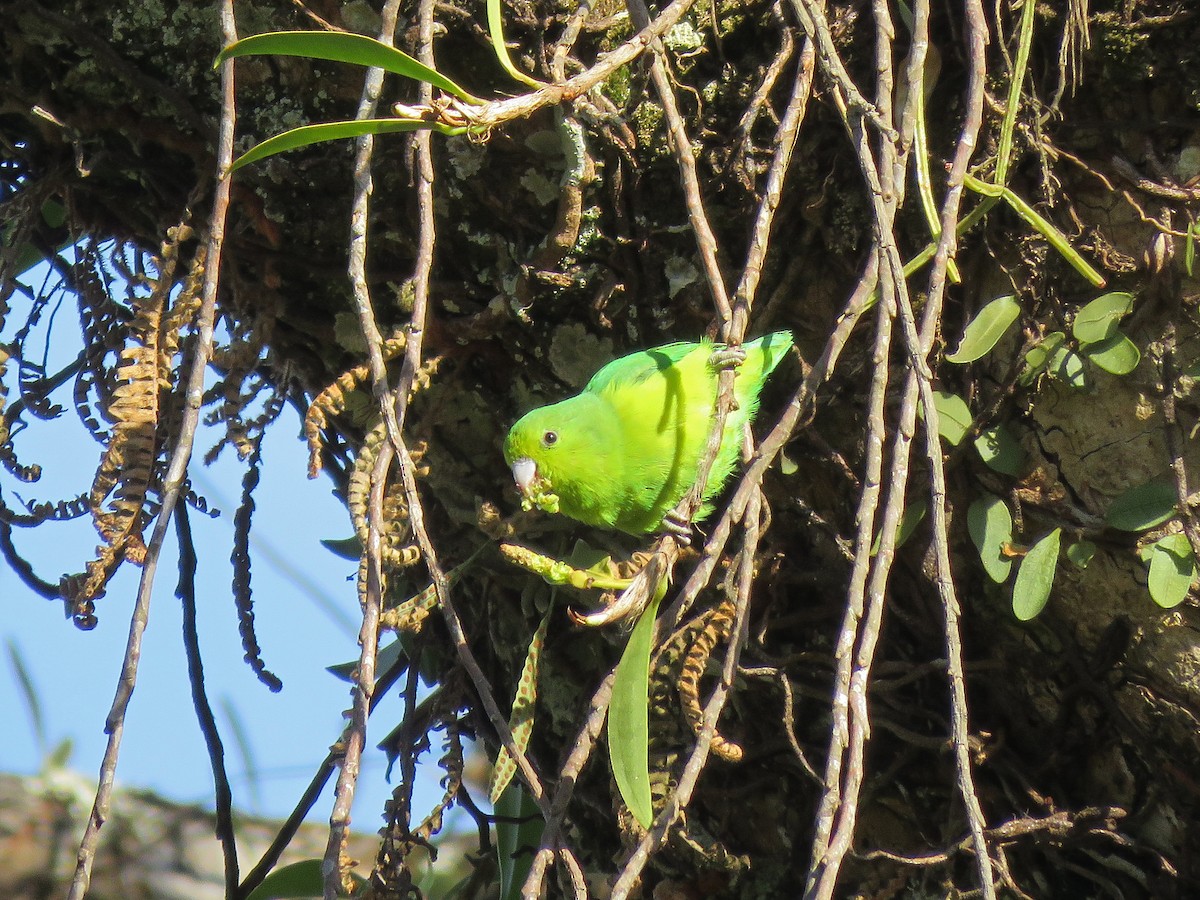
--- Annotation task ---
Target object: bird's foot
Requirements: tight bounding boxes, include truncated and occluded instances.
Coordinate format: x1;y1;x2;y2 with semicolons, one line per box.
658;511;693;544
709;345;746;370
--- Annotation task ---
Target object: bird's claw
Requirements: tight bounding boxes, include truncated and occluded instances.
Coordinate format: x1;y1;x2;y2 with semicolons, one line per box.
659;511;693;544
709;346;747;370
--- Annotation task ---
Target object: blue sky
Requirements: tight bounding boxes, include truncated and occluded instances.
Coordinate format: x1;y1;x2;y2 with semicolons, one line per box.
2;260;454;832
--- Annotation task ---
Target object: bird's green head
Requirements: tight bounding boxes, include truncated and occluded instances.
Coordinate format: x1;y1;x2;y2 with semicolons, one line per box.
503;401;573;515
504;395;612;517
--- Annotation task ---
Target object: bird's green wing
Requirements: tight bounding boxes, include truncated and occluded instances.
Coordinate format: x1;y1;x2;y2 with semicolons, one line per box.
583;341;706;396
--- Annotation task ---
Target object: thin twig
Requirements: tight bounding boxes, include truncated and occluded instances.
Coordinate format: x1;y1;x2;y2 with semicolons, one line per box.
323;1;406;894
520;670;616;898
176;505;239;896
66;2;237;895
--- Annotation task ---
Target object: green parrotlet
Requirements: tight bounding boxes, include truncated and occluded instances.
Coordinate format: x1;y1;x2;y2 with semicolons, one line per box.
503;331;793;534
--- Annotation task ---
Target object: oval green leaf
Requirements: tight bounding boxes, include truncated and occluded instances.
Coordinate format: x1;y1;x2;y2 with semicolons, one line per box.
945;294;1021;363
608;591;664;830
1105;478;1177;531
1066;540;1097;569
974;423;1025;476
1012;527;1061;620
1147;533;1196;609
1048;345;1086;389
967;495;1014;584
230;118;460;171
1072;291;1134;344
930;390;972;446
1080;331;1140;375
870;499;927;556
217;31;481;103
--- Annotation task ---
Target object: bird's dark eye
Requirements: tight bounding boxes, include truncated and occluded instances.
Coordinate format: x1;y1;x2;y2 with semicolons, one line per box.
542;430;558;447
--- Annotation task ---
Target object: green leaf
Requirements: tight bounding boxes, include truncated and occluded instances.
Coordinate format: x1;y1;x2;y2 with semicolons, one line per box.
1147;532;1197;609
779;451;798;476
495;783;544;900
608;589;665;830
870;499;927;556
1047;344;1086;389
1187;223;1197;278
1066;540;1097;569
216;31;480;103
1020;331;1065;384
230;118;461;171
486;0;544;88
1079;331;1140;375
930;390;972;445
326;639;407;683
320;535;362;560
1072;291;1135;344
246;859;366;899
967;495;1014;584
489;607;551;804
1106;478;1177;531
1012;528;1061;621
945;294;1020;363
974;423;1025;476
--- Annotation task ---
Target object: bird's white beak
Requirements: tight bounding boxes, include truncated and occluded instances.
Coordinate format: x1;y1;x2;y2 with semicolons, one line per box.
510;457;537;495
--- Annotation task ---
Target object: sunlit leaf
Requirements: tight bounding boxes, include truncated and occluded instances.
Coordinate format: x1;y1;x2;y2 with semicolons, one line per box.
1187;223;1197;278
1106;478;1177;531
1066;540;1097;569
486;0;544;88
230;119;460;171
1012;527;1061;620
974;423;1025;476
945;294;1020;363
1047;344;1086;389
967;495;1014;584
1079;331;1140;375
1072;291;1135;344
1147;533;1196;609
870;499;927;556
608;589;665;830
928;389;972;445
217;31;480;103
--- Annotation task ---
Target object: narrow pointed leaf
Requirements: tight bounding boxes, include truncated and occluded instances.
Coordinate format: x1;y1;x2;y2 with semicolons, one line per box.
1106;478;1177;531
1147;533;1196;609
490;606;551;804
945;294;1020;363
230;119;460;171
967;495;1014;584
1072;291;1134;344
1080;331;1140;375
495;784;544;900
1012;528;1061;620
609;590;665;830
217;31;480;103
486;0;544;88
